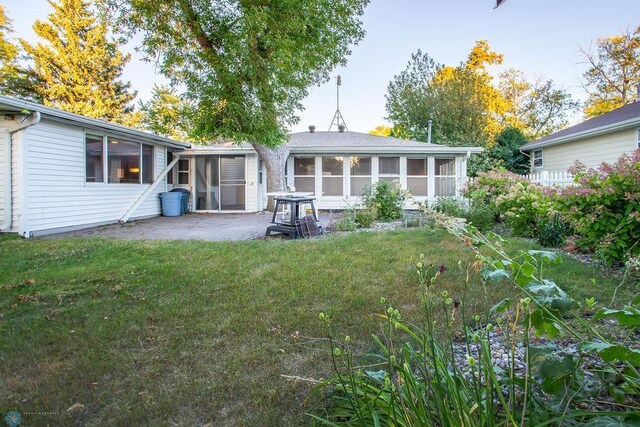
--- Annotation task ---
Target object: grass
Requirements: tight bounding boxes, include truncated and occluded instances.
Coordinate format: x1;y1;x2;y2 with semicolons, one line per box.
0;229;629;426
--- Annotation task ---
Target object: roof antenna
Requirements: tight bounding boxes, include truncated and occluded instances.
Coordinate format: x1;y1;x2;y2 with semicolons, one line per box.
328;75;347;132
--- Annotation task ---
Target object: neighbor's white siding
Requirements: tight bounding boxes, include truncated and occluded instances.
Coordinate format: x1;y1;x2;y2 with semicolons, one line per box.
22;119;168;236
0;128;6;225
531;128;637;173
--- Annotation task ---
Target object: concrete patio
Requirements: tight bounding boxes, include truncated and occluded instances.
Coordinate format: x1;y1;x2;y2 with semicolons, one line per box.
46;212;337;241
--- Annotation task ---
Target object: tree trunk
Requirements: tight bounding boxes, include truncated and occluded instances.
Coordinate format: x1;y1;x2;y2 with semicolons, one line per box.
251;142;290;211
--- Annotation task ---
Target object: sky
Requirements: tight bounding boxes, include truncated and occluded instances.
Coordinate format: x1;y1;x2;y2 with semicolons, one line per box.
3;0;640;133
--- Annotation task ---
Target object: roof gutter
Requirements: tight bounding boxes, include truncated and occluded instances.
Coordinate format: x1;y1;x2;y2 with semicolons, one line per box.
521;116;640;151
1;112;41;232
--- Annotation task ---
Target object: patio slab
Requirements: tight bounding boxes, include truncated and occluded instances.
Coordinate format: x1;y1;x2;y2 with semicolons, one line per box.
45;212;336;241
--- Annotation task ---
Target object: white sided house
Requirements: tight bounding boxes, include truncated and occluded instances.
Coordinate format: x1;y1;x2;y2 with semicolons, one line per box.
522;101;640;174
1;96;482;237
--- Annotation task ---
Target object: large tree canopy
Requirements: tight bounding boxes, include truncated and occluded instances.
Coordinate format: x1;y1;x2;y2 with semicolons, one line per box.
101;0;368;193
581;25;640;118
101;0;368;148
23;0;137;124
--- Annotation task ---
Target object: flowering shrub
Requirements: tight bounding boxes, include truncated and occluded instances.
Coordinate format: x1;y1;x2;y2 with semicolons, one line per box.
556;150;640;264
495;182;557;237
462;169;529;206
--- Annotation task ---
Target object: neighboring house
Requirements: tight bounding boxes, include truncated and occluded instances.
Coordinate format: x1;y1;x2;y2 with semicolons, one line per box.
521;101;640;173
1;96;482;237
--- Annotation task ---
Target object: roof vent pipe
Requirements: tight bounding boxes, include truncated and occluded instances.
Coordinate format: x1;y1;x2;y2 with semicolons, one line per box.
338;124;346;133
309;125;316;133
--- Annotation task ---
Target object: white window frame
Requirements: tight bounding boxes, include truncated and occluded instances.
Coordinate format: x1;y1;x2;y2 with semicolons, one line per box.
533;149;543;168
321;156;344;197
293;156;316;195
636;128;640;148
177;158;190;185
434;157;456;198
349;155;372;198
378;156;400;182
406;157;429;198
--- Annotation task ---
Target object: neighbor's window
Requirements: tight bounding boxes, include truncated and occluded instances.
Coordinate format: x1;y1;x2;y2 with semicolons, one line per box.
407;158;428;197
637;129;640;148
533;149;543;168
350;156;371;197
322;156;343;196
85;134;104;183
434;158;455;197
108;138;141;184
294;157;315;194
178;159;190;184
378;156;400;182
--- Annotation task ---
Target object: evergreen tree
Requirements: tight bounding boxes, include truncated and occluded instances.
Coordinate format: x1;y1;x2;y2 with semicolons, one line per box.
0;5;40;101
22;0;137;124
140;85;195;142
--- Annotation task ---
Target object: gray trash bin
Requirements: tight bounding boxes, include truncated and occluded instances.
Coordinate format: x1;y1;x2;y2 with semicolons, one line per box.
170;188;190;214
159;192;182;217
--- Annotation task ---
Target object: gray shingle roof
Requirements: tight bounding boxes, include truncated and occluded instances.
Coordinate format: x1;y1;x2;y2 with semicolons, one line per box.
522;101;640;150
287;131;442;148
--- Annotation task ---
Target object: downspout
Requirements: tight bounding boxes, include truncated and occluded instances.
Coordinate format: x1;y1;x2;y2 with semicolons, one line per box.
0;112;42;232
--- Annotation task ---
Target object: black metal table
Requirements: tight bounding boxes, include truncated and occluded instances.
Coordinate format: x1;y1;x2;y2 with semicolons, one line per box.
266;196;319;239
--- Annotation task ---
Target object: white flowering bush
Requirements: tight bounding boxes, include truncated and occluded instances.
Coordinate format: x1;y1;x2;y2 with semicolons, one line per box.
495;182;557;237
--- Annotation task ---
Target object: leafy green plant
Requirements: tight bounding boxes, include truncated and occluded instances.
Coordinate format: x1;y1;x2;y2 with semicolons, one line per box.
361;180;406;222
312;214;640;425
334;208;358;231
466;200;497;231
432;197;466;217
536;214;568;248
354;205;377;228
495;182;557;237
555;150;640;265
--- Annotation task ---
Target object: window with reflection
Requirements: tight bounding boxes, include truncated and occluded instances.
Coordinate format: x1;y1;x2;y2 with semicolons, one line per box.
85;134;103;182
108;138;141;184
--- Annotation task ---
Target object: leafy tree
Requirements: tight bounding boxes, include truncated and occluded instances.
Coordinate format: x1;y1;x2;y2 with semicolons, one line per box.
0;5;40;101
368;125;392;137
101;0;369;194
487;126;530;174
580;26;640;117
499;68;577;139
22;0;137;125
140;85;196;142
386;41;507;150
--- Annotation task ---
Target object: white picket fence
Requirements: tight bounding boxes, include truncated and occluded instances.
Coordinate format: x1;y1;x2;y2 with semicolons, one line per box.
521;171;574;187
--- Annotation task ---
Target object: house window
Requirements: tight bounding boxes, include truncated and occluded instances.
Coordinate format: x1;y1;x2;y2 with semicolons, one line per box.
637;129;640;148
378;156;400;182
142;145;154;184
294;157;315;194
407;158;428;197
108;138;141;184
322;156;343;196
350;156;371;197
533;149;543;168
85;134;104;182
178;159;190;185
167;151;174;184
435;158;455;197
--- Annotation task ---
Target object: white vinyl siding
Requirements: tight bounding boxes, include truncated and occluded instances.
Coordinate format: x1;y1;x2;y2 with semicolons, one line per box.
22;119;169;235
245;153;259;212
0;128;6;224
530;128;637;173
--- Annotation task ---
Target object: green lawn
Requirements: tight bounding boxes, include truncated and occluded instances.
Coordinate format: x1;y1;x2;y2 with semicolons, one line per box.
0;229;628;426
